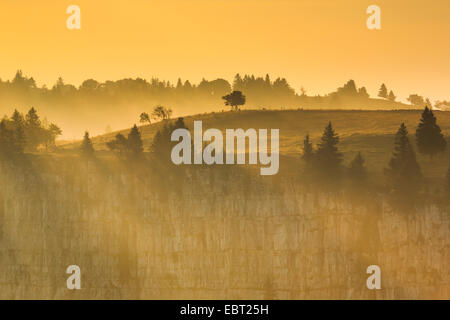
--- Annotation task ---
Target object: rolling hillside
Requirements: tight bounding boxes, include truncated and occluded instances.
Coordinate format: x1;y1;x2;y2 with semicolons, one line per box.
62;109;450;180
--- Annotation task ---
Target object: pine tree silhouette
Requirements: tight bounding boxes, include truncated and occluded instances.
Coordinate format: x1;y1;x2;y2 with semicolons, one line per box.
127;125;144;157
378;84;388;99
25;107;43;151
0;120;13;156
10;110;26;153
151;117;188;162
301;134;314;163
415;106;447;159
385;123;422;208
388;90;396;102
313;122;343;190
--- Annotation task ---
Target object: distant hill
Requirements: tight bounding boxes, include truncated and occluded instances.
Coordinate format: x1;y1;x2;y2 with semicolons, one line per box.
1;71;430;138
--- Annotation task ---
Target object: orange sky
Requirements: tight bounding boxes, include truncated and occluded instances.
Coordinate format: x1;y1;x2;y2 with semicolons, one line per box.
0;0;449;102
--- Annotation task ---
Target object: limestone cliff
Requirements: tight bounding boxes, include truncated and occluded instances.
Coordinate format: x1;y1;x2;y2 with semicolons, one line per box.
0;159;448;299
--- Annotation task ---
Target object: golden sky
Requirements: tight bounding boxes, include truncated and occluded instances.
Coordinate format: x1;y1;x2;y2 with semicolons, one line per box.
0;0;449;102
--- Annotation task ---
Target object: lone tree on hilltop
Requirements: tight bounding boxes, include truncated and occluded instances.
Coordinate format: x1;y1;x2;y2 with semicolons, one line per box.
222;91;246;111
151;105;172;122
139;112;151;125
415;106;447;159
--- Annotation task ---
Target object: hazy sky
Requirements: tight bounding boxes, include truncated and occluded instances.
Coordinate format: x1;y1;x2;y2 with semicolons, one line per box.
0;0;449;102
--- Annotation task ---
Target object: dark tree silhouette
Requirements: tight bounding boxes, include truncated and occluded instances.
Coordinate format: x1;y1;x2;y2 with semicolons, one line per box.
313;122;343;190
107;125;144;160
25;107;43;151
0;71;410;130
358;87;370;99
348;152;367;183
10;109;26;151
1;108;62;152
0;117;26;157
127;125;144;157
388;90;396;102
0;120;15;156
222;91;246;111
336;80;358;96
385;123;422;208
43;123;62;151
378;84;388;99
139;112;151;125
415;106;447;159
107;133;128;156
301;134;314;163
11;109;25;126
80;131;95;158
151;105;172;121
151;117;187;156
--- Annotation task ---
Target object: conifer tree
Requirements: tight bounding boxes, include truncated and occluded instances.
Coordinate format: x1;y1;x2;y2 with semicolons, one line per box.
0;120;13;156
107;133;128;156
388;90;396;102
301;134;314;163
11;109;24;126
315;122;342;167
313;122;343;189
415;106;447;159
378;84;388;99
11;109;26;151
14;126;26;153
0;120;24;156
24;107;44;151
151;117;188;160
80;131;95;159
385;123;422;206
127;124;143;157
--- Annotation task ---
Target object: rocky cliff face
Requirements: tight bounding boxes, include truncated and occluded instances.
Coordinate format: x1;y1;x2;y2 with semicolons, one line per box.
0;159;448;299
